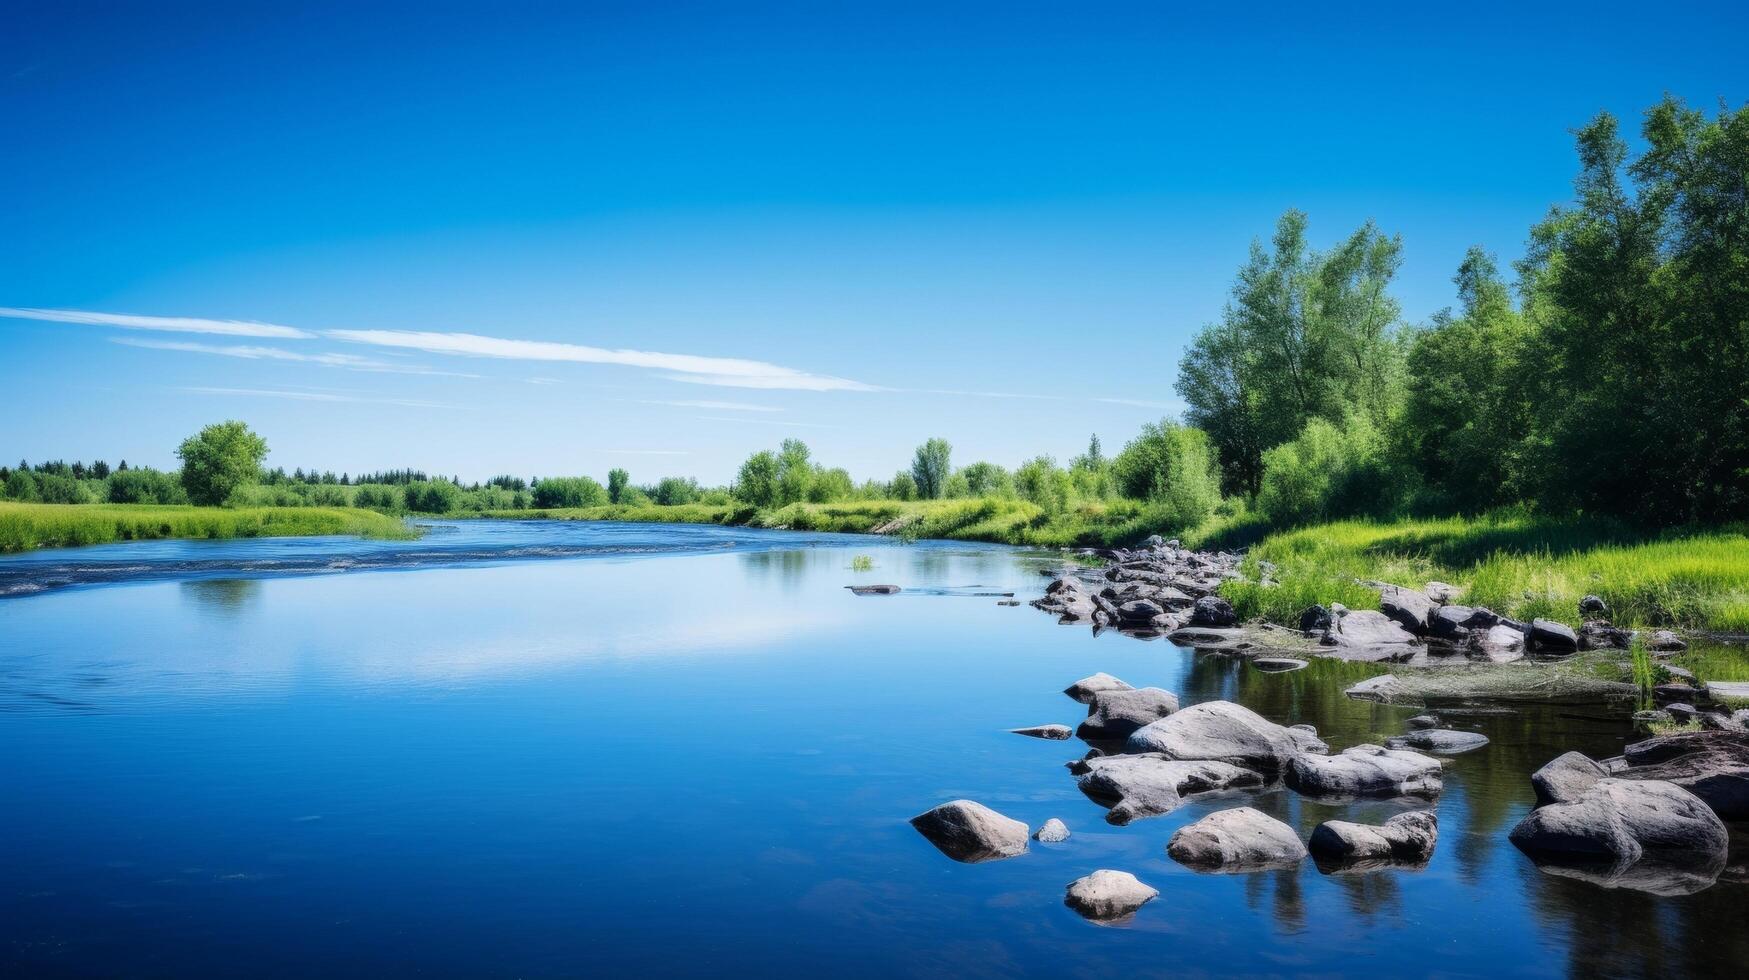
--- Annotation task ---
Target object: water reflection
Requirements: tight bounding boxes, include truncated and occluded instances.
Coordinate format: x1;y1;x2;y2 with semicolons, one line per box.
179;578;262;613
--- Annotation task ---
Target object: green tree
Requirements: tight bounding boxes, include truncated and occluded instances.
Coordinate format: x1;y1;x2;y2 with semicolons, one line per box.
607;468;630;504
807;466;855;503
734;450;781;507
910;438;952;499
4;468;39;501
775;439;813;506
888;471;919;501
1014;455;1071;515
654;476;699;506
176;420;268;506
958;461;1012;497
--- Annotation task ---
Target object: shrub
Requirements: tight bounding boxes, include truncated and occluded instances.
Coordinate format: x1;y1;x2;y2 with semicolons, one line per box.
654;476;700;506
403;479;463;513
531;476;609;509
1255;415;1407;526
106;468;187;505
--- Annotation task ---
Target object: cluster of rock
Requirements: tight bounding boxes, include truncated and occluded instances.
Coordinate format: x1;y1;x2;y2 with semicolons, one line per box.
1030;536;1245;639
911;668;1450;922
1510;734;1748;894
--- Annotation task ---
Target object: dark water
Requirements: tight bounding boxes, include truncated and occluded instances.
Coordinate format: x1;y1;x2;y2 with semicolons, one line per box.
0;522;1742;978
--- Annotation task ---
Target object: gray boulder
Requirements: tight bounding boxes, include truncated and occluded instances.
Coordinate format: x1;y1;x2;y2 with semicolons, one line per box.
1286;744;1443;800
910;800;1030;863
1425;581;1461;603
1616;731;1749;820
1647;630;1687;653
1532;751;1607;806
1509;778;1727;868
1064;672;1133;704
1298;604;1332;633
1167;626;1249;650
1529;619;1578;651
1429;605;1476;639
1033;818;1071;843
1076;687;1180;742
1323;610;1419;660
1344;674;1404;702
1386;729;1491;755
1116;598;1165;623
1063;870;1157;920
1166;807;1307;871
1011;724;1073;740
1125;700;1325;770
1474;624;1525;663
1579;594;1609;618
1379;585;1436;633
1407;714;1439;729
1578;620;1633;650
1189;594;1238;627
1308;810;1438;867
1069;754;1264;825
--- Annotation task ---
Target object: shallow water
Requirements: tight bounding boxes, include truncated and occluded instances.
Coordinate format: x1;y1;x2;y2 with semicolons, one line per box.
0;521;1742;978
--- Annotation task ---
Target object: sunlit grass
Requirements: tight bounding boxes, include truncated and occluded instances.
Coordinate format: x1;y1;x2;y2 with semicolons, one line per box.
0;501;415;553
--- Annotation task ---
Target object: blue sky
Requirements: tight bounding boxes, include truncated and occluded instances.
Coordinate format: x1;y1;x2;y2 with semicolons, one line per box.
3;1;1745;484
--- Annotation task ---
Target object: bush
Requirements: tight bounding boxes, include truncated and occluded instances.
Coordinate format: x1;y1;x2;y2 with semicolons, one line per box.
4;469;38;502
106;468;187;505
807;467;854;503
654;476;700;506
353;485;402;512
403;479;463;513
1256;415;1407;526
734;451;780;507
1112;421;1222;530
1014;456;1072;515
532;476;609;509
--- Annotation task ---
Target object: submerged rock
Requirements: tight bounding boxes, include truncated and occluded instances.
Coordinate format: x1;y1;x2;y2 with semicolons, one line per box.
1532;751;1608;806
1309;810;1438;868
1344;674;1404;703
909;800;1029;863
1286;744;1443;800
1076;687;1180;742
1033;818;1071;843
1070;754;1264;825
1167;807;1307;871
1010;724;1073;740
1166;626;1249;650
1125;700;1324;770
847;584;901;595
1064;672;1133;704
1386;729;1491;755
1252;657;1308;673
1064;869;1157;920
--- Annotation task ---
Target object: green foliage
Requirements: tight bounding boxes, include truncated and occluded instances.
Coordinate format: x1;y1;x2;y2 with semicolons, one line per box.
531;476;609;509
33;473;91;504
958;461;1012;497
850;554;875;571
3;469;38;501
654;476;700;506
105;467;187;505
403;479;463;513
176;420;268;506
1111;420;1222;529
910;438;952;500
888;471;918;501
607;468;630;504
807;467;855;503
0;502;412;553
734;450;780;507
1013;455;1072;516
1255;414;1406;526
776;439;813;505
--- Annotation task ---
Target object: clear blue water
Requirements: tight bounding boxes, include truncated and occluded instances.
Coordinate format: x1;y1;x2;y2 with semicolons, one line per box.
0;521;1741;978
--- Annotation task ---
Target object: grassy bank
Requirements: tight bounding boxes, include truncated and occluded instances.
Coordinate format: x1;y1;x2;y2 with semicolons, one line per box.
1217;512;1749;632
0;502;416;553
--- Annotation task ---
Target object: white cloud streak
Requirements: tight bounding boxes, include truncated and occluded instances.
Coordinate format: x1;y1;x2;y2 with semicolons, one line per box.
178;386;452;409
641;399;781;413
601;449;691;455
2;306;314;338
114;338;480;377
694;415;842;429
321;328;873;392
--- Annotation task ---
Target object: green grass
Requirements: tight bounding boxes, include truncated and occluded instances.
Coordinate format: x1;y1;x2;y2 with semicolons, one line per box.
0;501;416;553
1219;511;1749;633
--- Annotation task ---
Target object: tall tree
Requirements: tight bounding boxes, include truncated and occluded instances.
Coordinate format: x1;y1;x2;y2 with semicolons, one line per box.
910;438;952;499
176;420;268;506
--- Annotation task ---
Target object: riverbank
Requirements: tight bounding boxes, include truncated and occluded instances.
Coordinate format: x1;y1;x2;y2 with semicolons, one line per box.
0;502;416;553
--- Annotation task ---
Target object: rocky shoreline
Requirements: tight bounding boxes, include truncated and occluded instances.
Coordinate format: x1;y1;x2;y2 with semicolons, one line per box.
905;535;1749;920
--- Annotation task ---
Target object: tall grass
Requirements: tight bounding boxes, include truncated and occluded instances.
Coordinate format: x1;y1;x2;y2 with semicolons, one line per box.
1223;511;1749;632
0;502;415;553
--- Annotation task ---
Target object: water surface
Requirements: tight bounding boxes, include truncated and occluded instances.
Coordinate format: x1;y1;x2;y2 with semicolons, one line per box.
0;521;1742;977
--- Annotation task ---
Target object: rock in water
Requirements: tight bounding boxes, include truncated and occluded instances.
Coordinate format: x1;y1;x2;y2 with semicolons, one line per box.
1286;744;1443;800
909;800;1029;863
1378;584;1436;633
1252;658;1308;673
1531;751;1607;806
1647;630;1687;652
1166;807;1307;871
1069;754;1264;825
1033;818;1070;843
1124;700;1325;770
1309;810;1438;867
1406;714;1439;729
1615;730;1749;820
846;584;901;595
1323;611;1419;660
1189;595;1238;627
1528;619;1579;651
1386;729;1491;755
1076;687;1180;742
1475;624;1526;662
1064;870;1157;920
1509;778;1727;868
1343;674;1403;702
1578;620;1633;650
1010;724;1073;740
1064;672;1133;704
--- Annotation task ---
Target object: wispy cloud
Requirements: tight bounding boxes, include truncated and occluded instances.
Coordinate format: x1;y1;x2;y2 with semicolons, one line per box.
322;329;874;392
116;337;478;377
601;449;691;455
1093;396;1183;411
178;386;452;409
695;415;842;429
3;306;314;339
642;399;781;413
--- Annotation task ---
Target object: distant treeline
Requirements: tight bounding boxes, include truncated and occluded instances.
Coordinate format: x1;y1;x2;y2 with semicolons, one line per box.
5;96;1744;535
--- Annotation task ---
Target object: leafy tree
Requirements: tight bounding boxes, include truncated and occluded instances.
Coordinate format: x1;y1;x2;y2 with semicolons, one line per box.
403;479;463;513
958;461;1012;497
1014;455;1071;515
607;468;629;504
107;467;187;504
176;420;268;506
734;450;781;507
910;438;952;500
807;466;855;503
776;439;813;506
1112;421;1223;528
1256;414;1405;526
1069;433;1116;500
888;471;919;501
531;476;608;509
4;468;38;501
654;476;699;506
